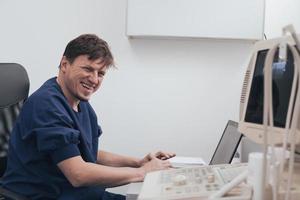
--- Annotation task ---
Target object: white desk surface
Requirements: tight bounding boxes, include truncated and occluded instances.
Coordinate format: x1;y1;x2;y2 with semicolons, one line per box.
126;182;143;200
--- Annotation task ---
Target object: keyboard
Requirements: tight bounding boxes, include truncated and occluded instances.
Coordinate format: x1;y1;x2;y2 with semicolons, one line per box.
215;163;248;183
138;163;248;200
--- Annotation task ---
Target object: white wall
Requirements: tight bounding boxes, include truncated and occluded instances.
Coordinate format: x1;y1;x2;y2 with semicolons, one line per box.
264;0;300;39
0;0;299;193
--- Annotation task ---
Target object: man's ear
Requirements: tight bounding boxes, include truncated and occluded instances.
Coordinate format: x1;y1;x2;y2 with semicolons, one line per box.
60;56;69;72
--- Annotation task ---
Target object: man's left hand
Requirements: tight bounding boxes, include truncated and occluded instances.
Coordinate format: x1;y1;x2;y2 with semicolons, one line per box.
139;151;176;167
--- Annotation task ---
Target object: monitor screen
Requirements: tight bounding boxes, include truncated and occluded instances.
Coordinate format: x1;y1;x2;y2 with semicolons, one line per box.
210;120;243;165
244;47;295;128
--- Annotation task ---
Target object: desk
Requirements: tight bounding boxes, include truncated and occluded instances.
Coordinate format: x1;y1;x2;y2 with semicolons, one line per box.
126;182;142;200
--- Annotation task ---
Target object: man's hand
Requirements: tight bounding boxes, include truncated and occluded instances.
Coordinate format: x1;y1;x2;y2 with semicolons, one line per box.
139;151;176;167
139;157;172;180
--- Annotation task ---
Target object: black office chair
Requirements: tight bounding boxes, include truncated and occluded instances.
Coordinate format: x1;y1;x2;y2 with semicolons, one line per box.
0;63;30;200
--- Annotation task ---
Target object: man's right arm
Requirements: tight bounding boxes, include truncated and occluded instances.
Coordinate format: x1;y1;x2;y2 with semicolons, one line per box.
57;155;171;188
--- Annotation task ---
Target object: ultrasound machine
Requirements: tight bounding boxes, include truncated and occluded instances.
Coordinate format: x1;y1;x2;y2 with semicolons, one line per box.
137;25;300;200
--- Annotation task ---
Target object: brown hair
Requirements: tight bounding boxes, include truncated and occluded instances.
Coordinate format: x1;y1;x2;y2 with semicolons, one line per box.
62;34;114;68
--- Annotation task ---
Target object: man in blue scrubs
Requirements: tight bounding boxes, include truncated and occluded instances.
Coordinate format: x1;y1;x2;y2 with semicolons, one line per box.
1;34;175;199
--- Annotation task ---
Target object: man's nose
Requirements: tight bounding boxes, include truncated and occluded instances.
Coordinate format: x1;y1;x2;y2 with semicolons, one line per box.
89;72;99;84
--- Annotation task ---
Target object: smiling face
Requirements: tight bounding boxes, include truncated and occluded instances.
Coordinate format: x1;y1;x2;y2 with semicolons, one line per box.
58;55;107;110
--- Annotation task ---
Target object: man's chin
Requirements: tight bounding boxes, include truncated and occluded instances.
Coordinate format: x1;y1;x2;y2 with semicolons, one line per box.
77;95;91;102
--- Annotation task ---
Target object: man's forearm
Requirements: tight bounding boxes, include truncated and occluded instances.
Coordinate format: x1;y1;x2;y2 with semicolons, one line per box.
97;150;141;167
58;156;145;188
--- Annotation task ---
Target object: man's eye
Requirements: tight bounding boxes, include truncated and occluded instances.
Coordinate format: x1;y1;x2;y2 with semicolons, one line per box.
82;67;91;72
98;72;105;77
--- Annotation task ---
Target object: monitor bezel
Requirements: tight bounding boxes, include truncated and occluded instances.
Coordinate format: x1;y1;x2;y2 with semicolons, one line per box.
238;35;300;144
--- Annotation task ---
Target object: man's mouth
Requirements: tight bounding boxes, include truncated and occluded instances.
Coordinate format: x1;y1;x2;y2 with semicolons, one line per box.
81;82;94;91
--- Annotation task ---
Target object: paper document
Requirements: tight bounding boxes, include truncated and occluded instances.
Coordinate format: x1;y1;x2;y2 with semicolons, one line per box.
169;156;207;168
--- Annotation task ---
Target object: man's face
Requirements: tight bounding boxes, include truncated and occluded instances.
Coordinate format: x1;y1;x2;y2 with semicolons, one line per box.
60;55;107;103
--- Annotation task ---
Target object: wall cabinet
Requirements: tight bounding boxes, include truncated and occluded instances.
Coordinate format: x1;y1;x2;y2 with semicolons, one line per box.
126;0;265;41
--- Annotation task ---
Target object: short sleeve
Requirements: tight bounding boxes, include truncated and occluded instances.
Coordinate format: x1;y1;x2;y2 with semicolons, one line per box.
28;126;81;164
19;92;82;164
51;143;80;164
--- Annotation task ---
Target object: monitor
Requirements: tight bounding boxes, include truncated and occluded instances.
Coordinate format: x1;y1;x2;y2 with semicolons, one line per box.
238;34;300;144
209;120;243;165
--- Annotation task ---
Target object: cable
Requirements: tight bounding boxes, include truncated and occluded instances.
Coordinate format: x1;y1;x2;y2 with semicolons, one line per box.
263;30;300;200
285;45;300;200
208;170;248;199
264;43;279;200
281;25;300;200
283;25;300;53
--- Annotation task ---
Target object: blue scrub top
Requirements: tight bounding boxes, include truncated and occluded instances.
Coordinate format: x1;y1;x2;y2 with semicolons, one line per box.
1;77;105;199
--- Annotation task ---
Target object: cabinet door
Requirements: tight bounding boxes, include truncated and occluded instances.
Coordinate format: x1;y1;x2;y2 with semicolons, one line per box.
127;0;265;41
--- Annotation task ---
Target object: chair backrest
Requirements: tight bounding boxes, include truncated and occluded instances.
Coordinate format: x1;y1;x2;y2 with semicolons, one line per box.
0;63;29;177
